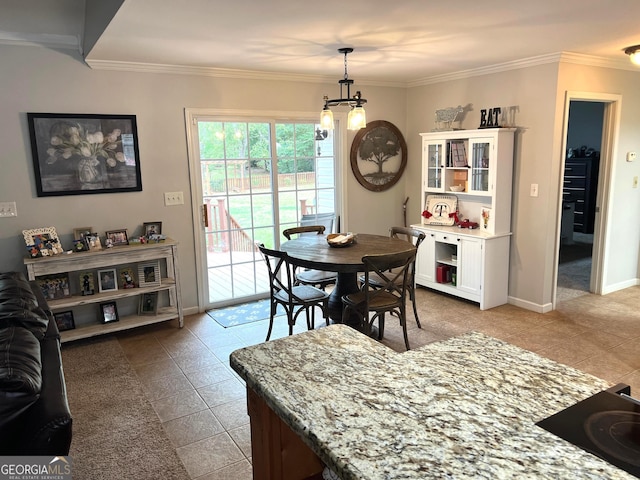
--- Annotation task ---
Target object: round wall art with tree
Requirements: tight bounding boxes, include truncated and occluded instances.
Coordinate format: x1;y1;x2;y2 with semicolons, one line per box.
350;120;407;192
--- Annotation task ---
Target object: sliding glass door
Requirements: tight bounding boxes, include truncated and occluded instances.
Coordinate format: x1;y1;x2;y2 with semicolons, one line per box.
189;114;337;308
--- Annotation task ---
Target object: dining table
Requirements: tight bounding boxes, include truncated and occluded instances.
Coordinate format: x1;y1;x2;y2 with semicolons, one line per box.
280;233;416;327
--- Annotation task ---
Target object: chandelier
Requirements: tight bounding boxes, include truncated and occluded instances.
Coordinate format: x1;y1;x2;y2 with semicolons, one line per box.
625;45;640;65
320;47;367;130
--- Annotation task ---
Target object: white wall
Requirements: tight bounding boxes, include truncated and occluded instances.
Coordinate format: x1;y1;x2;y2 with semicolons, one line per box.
0;44;406;310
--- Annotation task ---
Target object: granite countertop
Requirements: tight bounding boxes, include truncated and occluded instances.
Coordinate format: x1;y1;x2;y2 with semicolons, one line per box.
230;325;634;479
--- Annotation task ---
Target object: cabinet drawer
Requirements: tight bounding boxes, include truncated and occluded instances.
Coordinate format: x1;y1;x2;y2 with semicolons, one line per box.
434;232;459;244
563;176;586;188
565;163;587;176
562;190;586;202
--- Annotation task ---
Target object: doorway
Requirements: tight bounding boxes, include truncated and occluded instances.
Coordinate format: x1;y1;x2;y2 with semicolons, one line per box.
557;101;604;301
554;92;621;307
185;110;339;310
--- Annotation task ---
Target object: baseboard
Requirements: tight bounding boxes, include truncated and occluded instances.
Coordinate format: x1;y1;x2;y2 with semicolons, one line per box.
601;278;640;295
507;296;552;313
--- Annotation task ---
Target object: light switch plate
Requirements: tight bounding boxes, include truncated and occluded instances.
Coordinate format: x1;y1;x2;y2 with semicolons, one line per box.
164;191;184;206
0;201;17;217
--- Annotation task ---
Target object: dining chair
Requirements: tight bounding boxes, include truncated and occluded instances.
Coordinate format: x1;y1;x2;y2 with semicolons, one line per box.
257;243;330;341
282;225;338;291
359;226;426;328
343;249;417;350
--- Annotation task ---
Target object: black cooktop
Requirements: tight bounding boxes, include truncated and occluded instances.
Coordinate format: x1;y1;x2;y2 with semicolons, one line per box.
537;384;640;478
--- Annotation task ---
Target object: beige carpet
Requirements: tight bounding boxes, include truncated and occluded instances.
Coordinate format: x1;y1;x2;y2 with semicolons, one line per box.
62;336;190;480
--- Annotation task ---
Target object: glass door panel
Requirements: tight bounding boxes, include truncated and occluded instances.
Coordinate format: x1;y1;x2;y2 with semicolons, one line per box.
425;142;444;190
195;118;337;308
469;140;491;193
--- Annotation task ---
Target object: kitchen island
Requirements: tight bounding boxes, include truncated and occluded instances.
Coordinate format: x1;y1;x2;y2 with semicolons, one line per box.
230;324;634;479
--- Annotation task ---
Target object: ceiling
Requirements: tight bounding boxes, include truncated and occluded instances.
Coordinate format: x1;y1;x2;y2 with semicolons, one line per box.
4;0;640;85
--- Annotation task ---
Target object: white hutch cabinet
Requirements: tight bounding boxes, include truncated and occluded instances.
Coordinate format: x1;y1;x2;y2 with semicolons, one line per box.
413;128;515;310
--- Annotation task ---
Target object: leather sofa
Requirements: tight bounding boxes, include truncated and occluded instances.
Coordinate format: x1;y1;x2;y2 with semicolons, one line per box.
0;271;72;455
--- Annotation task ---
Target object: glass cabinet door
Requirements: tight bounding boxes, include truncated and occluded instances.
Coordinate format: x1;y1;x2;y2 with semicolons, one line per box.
424;141;445;190
469;139;492;193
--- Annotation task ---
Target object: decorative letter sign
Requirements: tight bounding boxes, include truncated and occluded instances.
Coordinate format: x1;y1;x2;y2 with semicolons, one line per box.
479;107;502;128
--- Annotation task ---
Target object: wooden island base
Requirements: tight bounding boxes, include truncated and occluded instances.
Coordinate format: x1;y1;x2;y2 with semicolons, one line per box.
247;387;324;480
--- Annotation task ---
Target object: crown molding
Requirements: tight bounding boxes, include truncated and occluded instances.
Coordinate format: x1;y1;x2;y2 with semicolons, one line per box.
84;58;404;87
408;52;638;87
0;31;80;52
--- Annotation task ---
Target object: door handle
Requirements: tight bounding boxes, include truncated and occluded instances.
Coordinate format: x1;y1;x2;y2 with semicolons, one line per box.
202;204;209;228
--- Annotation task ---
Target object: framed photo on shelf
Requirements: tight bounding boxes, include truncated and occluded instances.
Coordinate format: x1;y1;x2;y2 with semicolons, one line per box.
73;227;93;240
143;222;162;237
118;266;136;289
105;229;129;247
97;268;118;293
26;113;142;197
85;233;103;251
451;141;468;167
139;292;158;315
138;261;161;287
99;301;119;323
36;273;71;300
79;271;95;296
23;226;64;258
53;311;75;332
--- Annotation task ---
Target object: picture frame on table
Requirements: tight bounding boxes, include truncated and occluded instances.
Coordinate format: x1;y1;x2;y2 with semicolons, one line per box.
73;227;93;240
85;233;103;251
36;273;71;300
97;268;118;293
23;226;64;258
139;292;158;315
26;113;142;197
105;229;129;247
53;311;75;332
99;301;119;323
143;222;162;237
138;261;161;287
118;266;136;289
79;270;95;296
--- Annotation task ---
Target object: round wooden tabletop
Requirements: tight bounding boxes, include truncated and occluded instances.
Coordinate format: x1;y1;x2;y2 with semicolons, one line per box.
281;233;416;273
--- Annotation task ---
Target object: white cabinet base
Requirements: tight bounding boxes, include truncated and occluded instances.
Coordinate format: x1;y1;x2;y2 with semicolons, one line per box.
413;225;510;310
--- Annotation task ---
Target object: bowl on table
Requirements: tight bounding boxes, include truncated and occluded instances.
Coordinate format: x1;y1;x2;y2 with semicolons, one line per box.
327;233;357;248
449;185;465;192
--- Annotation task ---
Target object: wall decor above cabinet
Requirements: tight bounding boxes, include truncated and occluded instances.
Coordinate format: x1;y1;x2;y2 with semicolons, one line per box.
349;120;407;192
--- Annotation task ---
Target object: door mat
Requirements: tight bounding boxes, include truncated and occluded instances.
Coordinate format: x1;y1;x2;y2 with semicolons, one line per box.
207;299;284;328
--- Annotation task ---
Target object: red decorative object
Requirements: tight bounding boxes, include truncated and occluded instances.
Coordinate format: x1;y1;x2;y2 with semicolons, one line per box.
449;211;460;224
458;219;479;229
422;210;432;219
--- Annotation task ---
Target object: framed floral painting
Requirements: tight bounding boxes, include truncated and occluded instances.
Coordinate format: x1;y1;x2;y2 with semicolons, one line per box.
26;113;142;196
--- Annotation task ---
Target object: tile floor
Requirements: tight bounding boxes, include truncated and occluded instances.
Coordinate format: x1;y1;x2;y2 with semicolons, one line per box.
115;284;640;479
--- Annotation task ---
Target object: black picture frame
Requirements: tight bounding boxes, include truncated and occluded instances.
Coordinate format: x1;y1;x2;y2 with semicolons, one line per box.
143;222;162;237
27;113;142;197
99;301;119;324
53;310;75;332
139;292;158;315
349;120;407;192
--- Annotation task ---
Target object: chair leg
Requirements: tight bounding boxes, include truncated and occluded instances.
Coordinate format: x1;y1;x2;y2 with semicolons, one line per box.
410;286;421;328
265;303;276;341
400;307;410;351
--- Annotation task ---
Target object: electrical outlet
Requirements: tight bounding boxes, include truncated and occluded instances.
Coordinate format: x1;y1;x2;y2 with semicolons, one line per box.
530;183;539;197
627;151;637;162
0;201;17;217
164;191;184;206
